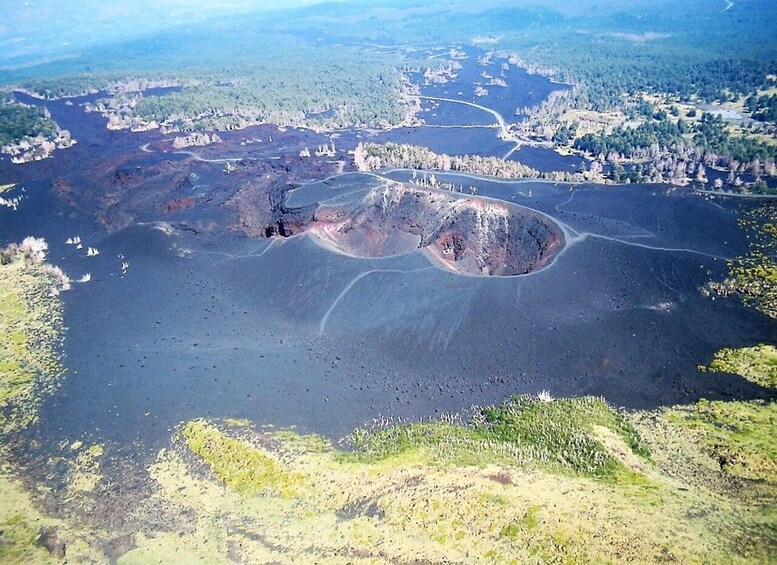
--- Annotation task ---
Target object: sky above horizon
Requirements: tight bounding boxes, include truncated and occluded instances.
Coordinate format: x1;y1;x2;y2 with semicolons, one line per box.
0;0;326;66
0;0;732;69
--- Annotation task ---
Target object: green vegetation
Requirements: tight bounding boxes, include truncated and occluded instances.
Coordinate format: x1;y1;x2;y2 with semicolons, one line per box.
21;55;408;132
573;107;691;160
134;407;775;563
494;2;777;108
705;205;777;318
181;420;300;496
355;142;584;182
576;111;776;165
0;104;55;147
0;451;110;563
0;469;61;565
132;60;404;131
350;395;648;481
693;112;776;164
746;93;777;123
0;240;66;433
664;399;777;485
702;345;777;389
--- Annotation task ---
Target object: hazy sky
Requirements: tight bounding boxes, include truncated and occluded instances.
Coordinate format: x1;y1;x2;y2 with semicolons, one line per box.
0;0;324;64
0;0;692;67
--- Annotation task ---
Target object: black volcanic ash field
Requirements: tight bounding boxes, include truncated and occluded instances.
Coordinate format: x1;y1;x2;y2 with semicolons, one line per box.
1;59;774;459
4;170;771;456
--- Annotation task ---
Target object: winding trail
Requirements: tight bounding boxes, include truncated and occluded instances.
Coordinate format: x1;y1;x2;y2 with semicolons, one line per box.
419;95;521;157
319;266;434;334
554;189;577;212
171;150;244;163
503;145;521;160
422;124;500;129
184;237;287;262
693;188;777;200
137;142;246;163
584;233;733;261
419;95;508;134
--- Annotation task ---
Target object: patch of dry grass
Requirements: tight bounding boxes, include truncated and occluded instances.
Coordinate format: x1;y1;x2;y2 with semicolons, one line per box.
125;411;777;564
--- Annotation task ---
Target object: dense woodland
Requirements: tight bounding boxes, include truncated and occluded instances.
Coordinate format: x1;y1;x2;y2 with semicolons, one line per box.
523;50;776;113
130;61;405;131
484;1;777;110
575;111;776;165
19;57;407;133
0;103;56;147
746;93;777;123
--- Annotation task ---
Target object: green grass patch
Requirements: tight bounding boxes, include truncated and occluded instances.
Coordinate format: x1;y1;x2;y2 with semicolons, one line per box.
154;412;776;563
500;504;541;539
0;465;63;565
348;395;650;481
705;207;777;320
702;344;777;389
665;399;777;484
181;419;300;496
480;395;650;478
272;429;330;454
0;254;64;433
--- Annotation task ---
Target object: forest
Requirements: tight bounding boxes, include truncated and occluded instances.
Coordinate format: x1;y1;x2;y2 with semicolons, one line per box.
129;60;405;131
18;56;408;133
574;111;776;165
746;93;777;123
0;103;56;147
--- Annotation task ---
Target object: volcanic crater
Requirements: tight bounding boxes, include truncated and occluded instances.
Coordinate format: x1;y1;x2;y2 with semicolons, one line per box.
297;182;565;276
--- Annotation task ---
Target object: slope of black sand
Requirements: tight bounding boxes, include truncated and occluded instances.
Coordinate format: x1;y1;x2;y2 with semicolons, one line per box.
8;171;771;462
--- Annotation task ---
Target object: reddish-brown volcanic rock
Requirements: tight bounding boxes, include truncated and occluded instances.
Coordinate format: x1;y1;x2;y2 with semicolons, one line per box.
304;183;564;276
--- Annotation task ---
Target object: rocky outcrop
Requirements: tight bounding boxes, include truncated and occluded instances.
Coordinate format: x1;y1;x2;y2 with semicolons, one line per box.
172;132;223;149
2;128;76;164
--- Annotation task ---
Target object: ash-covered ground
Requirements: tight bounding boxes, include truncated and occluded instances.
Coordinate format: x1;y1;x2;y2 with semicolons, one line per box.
1;61;774;467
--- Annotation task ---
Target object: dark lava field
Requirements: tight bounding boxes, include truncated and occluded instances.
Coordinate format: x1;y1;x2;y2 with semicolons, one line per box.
1;53;774;463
